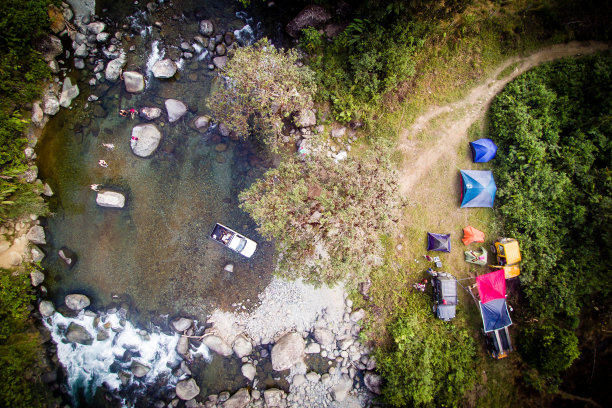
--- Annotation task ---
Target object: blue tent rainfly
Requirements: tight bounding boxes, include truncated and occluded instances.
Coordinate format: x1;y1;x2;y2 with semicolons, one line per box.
470;138;498;163
479;298;512;332
460;170;497;208
427;232;451;252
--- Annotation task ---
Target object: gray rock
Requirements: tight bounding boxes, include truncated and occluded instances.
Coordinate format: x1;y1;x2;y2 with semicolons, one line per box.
199;20;214;36
305;342;321;354
43;183;54;197
58;247;77;266
364;371;382;395
48;59;60;74
212;56;227;70
31;102;44;127
223;388;250;408
24;147;35;159
131;361;151;378
215;43;226;56
350;308;365;322
331;374;352;401
139;107;162;121
202;335;233;357
63;6;74;22
26;225;46;245
123;71;145;93
97;329;110;341
194;115;211;131
165;99;187;123
31;246;45;262
66;323;94;345
59;77;79;108
87;22;106;34
74;43;88;58
314;328;334;346
74;58;85;69
172;317;193;332
151;59;177;79
65;294;90;311
339;338;353;350
131;124;162;157
292;374;306;386
305;371;320;382
38;300;55;317
241;363;256;381
30;270;45;287
331;127;346;139
75;32;87;45
40;35;63;61
296;109;316;128
271;332;305;371
233;335;252;358
42;93;60;116
286;5;332;38
180;42;194;52
263;389;283;407
218;123;231;137
105;53;126;81
96;191;126;208
176;378;200;400
96;32;109;42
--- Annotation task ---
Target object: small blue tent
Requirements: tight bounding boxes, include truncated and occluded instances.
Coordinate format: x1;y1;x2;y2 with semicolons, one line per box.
470;138;498;163
427;233;451;252
479;298;512;332
460;170;496;208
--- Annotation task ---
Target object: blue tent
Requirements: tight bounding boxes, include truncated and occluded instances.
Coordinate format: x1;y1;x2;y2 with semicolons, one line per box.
427;232;451;252
479;298;512;332
460;170;496;208
470;138;498;163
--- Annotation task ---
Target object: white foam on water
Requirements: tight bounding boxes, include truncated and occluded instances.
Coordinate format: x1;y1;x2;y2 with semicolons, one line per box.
146;40;165;81
197;50;209;61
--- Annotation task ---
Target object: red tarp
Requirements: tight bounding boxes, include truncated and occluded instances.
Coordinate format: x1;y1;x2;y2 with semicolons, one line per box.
462;226;485;245
476;269;506;304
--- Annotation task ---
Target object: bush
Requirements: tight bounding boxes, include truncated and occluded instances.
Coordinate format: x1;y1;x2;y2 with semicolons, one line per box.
519;324;580;375
208;38;316;153
239;146;401;285
375;292;477;407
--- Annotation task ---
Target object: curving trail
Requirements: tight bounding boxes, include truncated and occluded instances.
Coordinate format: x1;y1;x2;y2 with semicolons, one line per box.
398;41;609;195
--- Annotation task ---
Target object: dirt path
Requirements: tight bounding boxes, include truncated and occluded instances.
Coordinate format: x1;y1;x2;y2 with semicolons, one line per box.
398;41;609;195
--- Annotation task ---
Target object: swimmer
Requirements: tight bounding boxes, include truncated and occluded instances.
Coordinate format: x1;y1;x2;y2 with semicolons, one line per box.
129;108;137;119
102;143;115;150
90;184;101;191
98;160;108;168
119;109;128;117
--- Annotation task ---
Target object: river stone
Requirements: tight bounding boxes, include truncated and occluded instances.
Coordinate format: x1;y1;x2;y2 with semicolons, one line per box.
215;143;227;152
32;102;44;127
66;323;93;345
194;115;211;131
296;109;316;127
177;336;189;357
223;263;234;273
131;124;162;157
212;56;227;70
176;378;200;400
241;363;256;381
165;99;188;122
263;388;283;407
42;93;60;116
152;59;177;78
271;332;305;371
215;43;226;56
31;246;45;262
332;374;352;402
140;107;162;121
74;43;88;58
305;342;321;354
39;34;63;61
223;388;250;408
30;270;45;287
129;361;150;378
364;371;382;395
97;329;110;341
313;328;334;346
123;71;145;93
58;247;77;266
292;374;306;387
59;78;79;108
202;335;233;357
96;191;126;208
96;32;109;43
233;335;252;358
199;20;214;36
350;308;365;322
105;53;126;81
39;300;55;317
65;294;90;311
286;5;332;38
26;225;46;245
87;21;106;34
172;317;193;332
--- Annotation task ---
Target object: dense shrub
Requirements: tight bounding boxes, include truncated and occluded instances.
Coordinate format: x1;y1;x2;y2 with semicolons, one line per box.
489;53;612;320
519;324;580;375
239;147;401;285
376;292;477;407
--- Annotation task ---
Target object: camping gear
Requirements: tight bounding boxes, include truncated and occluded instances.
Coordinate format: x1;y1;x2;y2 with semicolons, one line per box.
479;298;512;332
462;226;485;245
489;237;522;278
469;138;498;163
427;233;451;252
464;247;487;265
460;170;497;208
431;272;458;321
476;269;506;303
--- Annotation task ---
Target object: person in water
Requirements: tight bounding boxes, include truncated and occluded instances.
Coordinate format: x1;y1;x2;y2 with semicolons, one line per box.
90;184;101;191
129;108;137;119
102;143;115;150
119;109;128;117
98;160;108;168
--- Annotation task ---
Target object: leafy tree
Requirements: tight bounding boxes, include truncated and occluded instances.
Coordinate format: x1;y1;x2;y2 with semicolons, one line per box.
375;293;477;407
239;146;401;285
519;324;580;375
209;38;316;153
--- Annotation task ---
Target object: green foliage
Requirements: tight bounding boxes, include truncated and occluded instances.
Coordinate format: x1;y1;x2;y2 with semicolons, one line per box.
0;268;43;407
489;53;612;319
239;146;402;285
208;38;316;153
519;324;580;375
376;292;477;407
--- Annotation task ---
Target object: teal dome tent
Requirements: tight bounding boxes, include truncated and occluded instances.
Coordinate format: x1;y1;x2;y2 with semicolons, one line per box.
460;170;496;208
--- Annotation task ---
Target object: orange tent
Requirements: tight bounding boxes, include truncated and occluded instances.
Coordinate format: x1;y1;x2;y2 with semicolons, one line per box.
462;226;485;245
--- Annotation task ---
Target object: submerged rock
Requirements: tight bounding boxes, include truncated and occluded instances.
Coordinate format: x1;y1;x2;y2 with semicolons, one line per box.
139;107;162;121
165;99;187;123
193;115;211;131
131;361;151;378
175;378;200;400
58;247;77;266
123;71;145;93
151;59;177;79
131;124;162;157
96;191;126;208
65;294;90;311
271;332;305;371
66;323;93;345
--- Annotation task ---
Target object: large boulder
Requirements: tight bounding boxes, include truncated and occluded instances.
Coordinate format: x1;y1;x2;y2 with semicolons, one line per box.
241;363;256;381
172;317;193;332
65;294;90;311
151;59;177;79
105;53;126;81
202;335;233;357
42;93;60;116
364;372;382;395
271;332;305;371
199;20;214;36
313;328;334;346
39;300;55;317
26;226;46;245
131;361;151;378
59;77;79;108
286;5;332;38
176;336;189;357
66;323;93;345
232;335;252;358
37;34;63;61
130;124;162;157
223;388;250;408
176;378;200;400
212;56;227;70
123;71;145;93
139;107;162;121
96;191;126;208
30;270;45;287
165;99;187;123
